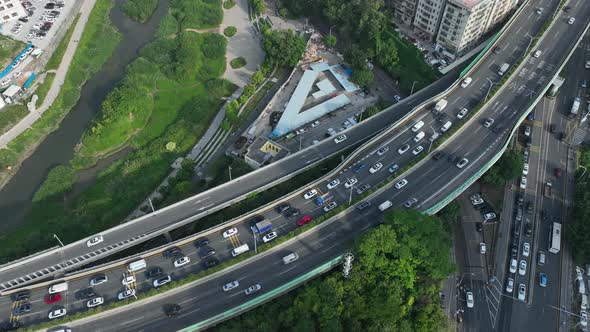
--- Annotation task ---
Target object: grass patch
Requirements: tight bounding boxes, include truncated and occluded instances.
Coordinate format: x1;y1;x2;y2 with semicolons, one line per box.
223;26;237;37
34;72;56;105
0;105;28;136
230;56;246;69
0;35;26;69
223;0;236;9
122;0;158;22
46;14;80;71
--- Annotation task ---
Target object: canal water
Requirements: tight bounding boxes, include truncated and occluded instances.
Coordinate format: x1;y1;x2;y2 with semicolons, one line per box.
0;0;170;231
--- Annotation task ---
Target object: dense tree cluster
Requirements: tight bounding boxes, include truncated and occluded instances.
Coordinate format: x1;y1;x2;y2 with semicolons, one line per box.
482;149;523;187
213;209;453;332
122;0;158;22
568;147;590;262
262;29;307;67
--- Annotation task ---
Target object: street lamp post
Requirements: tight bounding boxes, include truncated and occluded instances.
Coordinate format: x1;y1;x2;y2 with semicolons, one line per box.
53;234;64;247
524;33;534;57
228;165;232;181
485;78;499;102
579;165;588;179
329;24;336;37
252;228;258;254
148;198;155;212
349;185;354;205
410;81;418;95
299;136;303;151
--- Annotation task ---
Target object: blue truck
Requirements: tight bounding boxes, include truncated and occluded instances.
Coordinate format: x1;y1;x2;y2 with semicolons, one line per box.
315;192;334;206
253;220;272;234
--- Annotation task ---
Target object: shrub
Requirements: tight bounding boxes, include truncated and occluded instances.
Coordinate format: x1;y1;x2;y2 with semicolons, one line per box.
223;0;236;9
223;26;237;37
230;56;247;69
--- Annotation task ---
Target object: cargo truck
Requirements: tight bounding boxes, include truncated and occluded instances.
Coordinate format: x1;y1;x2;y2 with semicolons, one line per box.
315;192;334;206
253;220;272;234
434;99;448;113
570;97;581;118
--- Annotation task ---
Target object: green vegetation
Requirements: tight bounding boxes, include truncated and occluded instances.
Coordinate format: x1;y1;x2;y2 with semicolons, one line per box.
568;147;590;262
214;209;453;331
0;0;120;189
35;72;56;105
250;0;266;16
223;0;236;9
482;149;523;187
323;34;336;47
156;10;179;37
230;56;246;68
223;26;237;37
122;0;158;22
0;35;26;68
262;29;306;67
172;0;223;31
32;165;76;202
0;105;27;136
46;14;80;71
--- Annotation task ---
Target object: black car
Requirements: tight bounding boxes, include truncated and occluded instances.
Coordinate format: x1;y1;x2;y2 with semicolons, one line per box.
199;247;216;259
433;151;444;160
194;238;209;248
248;215;264;226
558;132;565;141
356;184;370;195
356;201;371;211
513;224;521;237
474;203;488;211
163;246;182;259
510;244;518;258
146;267;163;279
276;202;291;214
12;303;31;315
436;114;447;123
525;223;532;236
448;154;459;163
492;125;504;133
11;290;30;302
525;201;533;214
202;258;219;269
77;287;96;300
564;6;571;12
284;207;300;218
165;304;181;317
550;124;556;133
516;194;524;206
475;222;483;232
492;46;501;54
18;17;28;23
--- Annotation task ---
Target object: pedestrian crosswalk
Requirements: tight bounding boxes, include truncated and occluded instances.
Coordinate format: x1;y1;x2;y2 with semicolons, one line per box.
571;127;588;145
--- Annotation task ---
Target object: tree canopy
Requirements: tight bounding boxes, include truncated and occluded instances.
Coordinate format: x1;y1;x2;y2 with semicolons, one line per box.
568;147;590;262
262;29;307;67
483;149;523;187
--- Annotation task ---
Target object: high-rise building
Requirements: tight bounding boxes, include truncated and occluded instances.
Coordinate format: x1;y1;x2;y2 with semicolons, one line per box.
413;0;447;40
391;0;420;26
0;0;26;23
485;0;519;29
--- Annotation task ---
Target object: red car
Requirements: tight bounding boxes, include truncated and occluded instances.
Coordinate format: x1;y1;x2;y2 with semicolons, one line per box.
554;168;562;178
297;215;312;226
45;293;62;304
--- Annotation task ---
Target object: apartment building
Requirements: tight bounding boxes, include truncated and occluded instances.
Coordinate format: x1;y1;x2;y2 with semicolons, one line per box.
485;0;519;29
391;0;420;26
413;0;447;40
0;0;25;23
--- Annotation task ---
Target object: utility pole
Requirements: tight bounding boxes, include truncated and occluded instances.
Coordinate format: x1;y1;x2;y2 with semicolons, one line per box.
252;228;258;254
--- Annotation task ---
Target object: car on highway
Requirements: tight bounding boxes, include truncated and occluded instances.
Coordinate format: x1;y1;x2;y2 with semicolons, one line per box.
11;290;30;302
284;207;300;218
163;246;182;259
223;227;238;238
518;284;526;301
118;289;135;300
483;213;496;221
523;163;529;175
173;256;190;268
470;193;480;201
86;235;104;247
356;183;370;194
539;272;547;287
194;237;209;248
536;7;543;15
524;125;531;137
568;17;575;25
555;167;562;178
394;95;402;102
395;179;408;189
388;164;399;173
352;163;366;173
476;222;483;233
525;222;532;236
303;189;318;199
90;274;108;286
479;243;486;254
466;292;474;308
122;275;135;286
48;307;67;320
510;259;518;273
245;284;262;295
404;198;418;208
153;275;172;288
412;145;424;155
166;304;182;317
202;258;219;269
581;310;588;327
456;158;469;169
295;128;306;135
327;179;340;189
311;120;320;128
199;247;216;259
457;108;469;119
519;260;527;276
223;280;239;292
377;146;389;156
483;118;494;128
86;296;104;308
471;197;484;205
398;144;410;154
369;162;383;174
276;203;291;214
45;293;62;304
492;46;501;54
506;278;514;293
523;243;530;257
344;177;358;188
461;77;472;88
533;50;542;58
333;135;347;144
13;302;31;315
356;201;371;211
297;215;312;226
146;267;164;279
77;287;96;300
323;201;337;212
432;151;444;160
520;176;527;189
262;231;278;243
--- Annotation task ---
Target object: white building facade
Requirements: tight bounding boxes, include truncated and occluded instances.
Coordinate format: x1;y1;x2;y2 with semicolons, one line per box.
0;0;25;23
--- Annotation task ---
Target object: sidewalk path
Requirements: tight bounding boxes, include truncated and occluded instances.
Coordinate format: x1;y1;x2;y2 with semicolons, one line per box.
0;0;97;149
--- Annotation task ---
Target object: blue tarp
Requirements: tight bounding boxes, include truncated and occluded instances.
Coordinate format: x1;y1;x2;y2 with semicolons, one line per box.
23;72;36;90
0;43;33;79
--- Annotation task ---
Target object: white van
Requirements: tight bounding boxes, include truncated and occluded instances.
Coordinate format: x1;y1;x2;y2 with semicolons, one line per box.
441;121;452;132
411;121;424;132
538;251;546;266
461;76;472;88
282;252;299;264
127;259;147;272
583;295;589;310
231;244;250;257
413;131;425;142
378;200;393;212
48;282;68;294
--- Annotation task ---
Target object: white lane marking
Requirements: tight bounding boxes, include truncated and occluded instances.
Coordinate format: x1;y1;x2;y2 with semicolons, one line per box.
179;296;198;305
178;308;201;318
278;266;297;276
197;203;214;210
121;316;145;325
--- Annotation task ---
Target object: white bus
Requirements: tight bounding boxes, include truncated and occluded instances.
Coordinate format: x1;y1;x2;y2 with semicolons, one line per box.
549;222;561;254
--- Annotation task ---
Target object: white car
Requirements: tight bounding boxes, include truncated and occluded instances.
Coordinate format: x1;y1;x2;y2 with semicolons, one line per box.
520;176;527;190
518;284;526;301
344;177;358;189
122;275;135;286
295;128;306;135
398;144;410;154
519;260;527;276
311;120;320;128
480;243;486;254
412;145;424;155
376;146;389;156
369;162;383;174
222;227;238;238
582;311;588;327
524;125;531;137
326;179;340;189
533;50;542;58
466;292;474;308
471;197;484;205
509;259;518;273
117;289;135;300
48;307;67;319
395;179;408;189
12;71;21;79
536;7;543;15
523;243;530;257
586;60;590;69
523;163;529;175
469;193;481;201
568;17;575;25
483;118;494;128
303;189;318;199
245;284;261;295
173;256;191;267
0;78;10;86
222;280;239;292
262;231;277;243
483;213;496;221
323;201;337;212
456;158;469;169
86;235;104;247
457;108;469;119
333;135;347;144
86;296;104;308
153;275;172;287
506;278;514;293
461;77;472;88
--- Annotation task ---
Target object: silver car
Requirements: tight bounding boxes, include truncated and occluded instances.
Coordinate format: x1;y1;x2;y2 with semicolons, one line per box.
245;284;261;295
